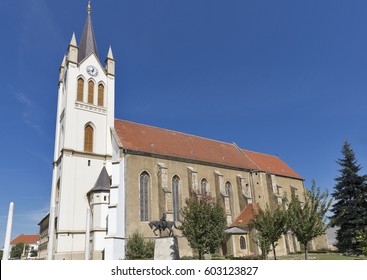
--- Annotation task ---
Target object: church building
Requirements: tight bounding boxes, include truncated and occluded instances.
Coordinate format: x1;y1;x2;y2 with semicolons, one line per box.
45;3;328;260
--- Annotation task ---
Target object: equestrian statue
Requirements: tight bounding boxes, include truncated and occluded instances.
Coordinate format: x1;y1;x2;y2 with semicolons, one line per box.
148;213;180;237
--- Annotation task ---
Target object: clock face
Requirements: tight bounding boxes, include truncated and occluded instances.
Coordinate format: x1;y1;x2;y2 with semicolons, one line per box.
86;65;98;76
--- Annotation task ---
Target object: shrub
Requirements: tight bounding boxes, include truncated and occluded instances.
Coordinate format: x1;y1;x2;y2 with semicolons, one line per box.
126;232;154;260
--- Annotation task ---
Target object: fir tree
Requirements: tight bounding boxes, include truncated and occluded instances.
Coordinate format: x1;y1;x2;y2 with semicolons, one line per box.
331;141;367;254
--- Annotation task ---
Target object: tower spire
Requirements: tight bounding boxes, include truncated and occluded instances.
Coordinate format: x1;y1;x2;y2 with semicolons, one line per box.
78;1;98;62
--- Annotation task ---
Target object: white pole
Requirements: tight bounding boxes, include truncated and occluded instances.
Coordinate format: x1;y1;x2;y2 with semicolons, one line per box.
2;202;14;260
84;206;90;260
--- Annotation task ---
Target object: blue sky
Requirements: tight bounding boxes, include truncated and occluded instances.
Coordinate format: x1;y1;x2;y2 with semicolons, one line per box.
1;0;367;248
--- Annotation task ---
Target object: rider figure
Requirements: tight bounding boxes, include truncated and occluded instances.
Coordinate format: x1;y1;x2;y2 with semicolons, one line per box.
160;212;167;230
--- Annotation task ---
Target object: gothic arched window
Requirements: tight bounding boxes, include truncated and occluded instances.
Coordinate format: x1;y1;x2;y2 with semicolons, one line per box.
84;125;94;152
172;175;180;221
98;84;104;106
77;78;84;102
225;181;233;217
140;172;150;221
240;236;246;250
88;80;94;104
225;181;231;196
201;178;207;195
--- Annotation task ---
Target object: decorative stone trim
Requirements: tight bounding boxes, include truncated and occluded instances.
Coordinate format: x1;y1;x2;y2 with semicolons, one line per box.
215;171;226;197
75;101;106;115
237;175;252;203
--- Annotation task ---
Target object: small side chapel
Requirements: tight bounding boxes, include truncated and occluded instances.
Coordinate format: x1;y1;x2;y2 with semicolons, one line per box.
45;3;328;260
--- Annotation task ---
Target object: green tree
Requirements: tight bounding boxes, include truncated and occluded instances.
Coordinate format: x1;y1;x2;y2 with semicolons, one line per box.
288;180;332;260
253;231;272;260
10;242;28;259
250;205;287;260
356;230;367;256
0;250;3;259
180;193;227;260
331;141;367;254
126;232;154;260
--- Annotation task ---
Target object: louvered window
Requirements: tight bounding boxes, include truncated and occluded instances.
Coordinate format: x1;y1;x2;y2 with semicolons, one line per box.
84;125;94;152
98;84;104;106
77;78;84;102
88;80;94;104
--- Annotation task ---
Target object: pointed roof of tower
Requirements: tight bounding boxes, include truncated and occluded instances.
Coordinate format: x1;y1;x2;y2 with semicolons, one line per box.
78;1;98;62
70;32;77;47
88;166;110;195
107;46;114;60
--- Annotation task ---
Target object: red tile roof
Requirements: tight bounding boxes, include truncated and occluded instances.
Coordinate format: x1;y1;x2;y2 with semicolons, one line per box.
114;119;303;179
230;203;259;227
242;150;303;179
114;119;258;170
11;234;40;245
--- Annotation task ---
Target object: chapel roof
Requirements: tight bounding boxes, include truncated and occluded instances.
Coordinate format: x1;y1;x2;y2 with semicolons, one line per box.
114;119;303;180
229;203;259;228
11;234;40;245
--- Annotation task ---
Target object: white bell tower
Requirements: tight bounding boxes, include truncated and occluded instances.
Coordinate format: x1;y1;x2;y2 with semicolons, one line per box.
47;2;115;260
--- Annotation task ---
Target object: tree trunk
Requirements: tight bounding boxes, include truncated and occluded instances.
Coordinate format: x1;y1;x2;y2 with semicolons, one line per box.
304;243;308;260
198;250;202;260
272;242;277;260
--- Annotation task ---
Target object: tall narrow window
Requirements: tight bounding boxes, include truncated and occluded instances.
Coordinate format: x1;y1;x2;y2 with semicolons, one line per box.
225;182;231;197
201;178;207;195
140;172;149;221
77;78;84;102
84;125;94;152
240;236;246;250
88;80;94;104
225;181;233;217
98;84;104;106
172;176;180;221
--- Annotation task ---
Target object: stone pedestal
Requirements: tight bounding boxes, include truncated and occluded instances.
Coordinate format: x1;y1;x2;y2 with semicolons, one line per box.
154;237;180;260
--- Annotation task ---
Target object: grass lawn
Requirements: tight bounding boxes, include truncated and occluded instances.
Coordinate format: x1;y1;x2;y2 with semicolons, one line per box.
277;253;367;260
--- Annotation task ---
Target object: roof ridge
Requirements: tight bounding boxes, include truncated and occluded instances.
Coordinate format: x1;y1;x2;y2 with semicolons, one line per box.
114;118;235;146
243;148;279;158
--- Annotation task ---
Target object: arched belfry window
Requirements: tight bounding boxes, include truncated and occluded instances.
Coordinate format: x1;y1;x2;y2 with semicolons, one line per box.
84;125;94;152
240;236;246;250
98;84;104;107
172;175;180;221
77;78;84;102
88;80;94;104
201;178;207;195
140;172;150;221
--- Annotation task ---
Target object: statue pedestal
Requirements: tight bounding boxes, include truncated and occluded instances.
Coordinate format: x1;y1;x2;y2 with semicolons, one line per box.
154;237;180;260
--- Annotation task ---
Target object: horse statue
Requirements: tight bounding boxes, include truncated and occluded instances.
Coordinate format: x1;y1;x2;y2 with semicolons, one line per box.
148;220;179;237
